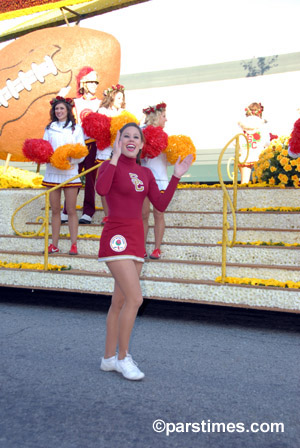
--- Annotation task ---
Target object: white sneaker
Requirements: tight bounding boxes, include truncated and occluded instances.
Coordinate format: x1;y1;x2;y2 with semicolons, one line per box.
100;355;121;373
117;354;145;381
61;212;68;223
79;214;92;224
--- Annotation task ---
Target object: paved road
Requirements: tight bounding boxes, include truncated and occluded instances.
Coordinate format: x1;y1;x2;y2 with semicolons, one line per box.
0;288;299;448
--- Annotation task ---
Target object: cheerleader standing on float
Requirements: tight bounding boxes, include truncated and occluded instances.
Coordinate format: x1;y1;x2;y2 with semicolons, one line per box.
61;66;101;225
95;84;126;224
96;123;193;380
42;97;86;255
238;102;270;184
141;102;168;259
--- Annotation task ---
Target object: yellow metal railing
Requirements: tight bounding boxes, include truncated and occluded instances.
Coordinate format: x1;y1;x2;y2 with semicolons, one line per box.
217;133;249;282
11;162;103;271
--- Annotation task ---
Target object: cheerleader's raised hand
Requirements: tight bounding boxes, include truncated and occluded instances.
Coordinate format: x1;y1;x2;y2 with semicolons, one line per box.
110;130;122;166
173;154;194;179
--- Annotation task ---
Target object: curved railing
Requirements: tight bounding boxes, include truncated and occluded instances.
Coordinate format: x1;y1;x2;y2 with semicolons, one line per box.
11;162;103;271
217;133;249;282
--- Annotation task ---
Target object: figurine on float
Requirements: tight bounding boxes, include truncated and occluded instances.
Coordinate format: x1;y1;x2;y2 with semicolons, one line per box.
238;102;271;184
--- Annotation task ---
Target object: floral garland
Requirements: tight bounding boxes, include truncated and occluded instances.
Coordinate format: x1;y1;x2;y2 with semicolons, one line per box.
103;84;125;95
50;96;74;107
21;231;100;239
238;207;300;212
217;240;300;247
164;135;197;165
0;166;44;189
50;143;88;170
143;102;167;115
110;111;139;146
0;260;70;271
215;276;300;289
22;139;54;164
253;136;300;187
141;125;168;159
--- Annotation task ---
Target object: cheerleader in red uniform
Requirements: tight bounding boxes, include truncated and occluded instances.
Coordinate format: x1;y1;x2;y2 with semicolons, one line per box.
96;122;193;380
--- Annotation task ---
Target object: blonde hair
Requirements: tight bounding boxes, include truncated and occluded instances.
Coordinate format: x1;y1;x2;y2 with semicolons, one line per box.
144;109;165;127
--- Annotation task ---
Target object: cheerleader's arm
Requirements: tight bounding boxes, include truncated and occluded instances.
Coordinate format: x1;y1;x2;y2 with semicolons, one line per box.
147;173;179;212
95;161;116;196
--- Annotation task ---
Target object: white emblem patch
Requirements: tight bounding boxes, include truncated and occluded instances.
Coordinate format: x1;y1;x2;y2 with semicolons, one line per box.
110;235;127;252
129;173;144;191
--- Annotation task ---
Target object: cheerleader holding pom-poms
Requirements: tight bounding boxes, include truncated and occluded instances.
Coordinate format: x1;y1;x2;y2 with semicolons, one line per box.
41;96;86;255
141;102;196;260
94;84;139;223
140;102;170;260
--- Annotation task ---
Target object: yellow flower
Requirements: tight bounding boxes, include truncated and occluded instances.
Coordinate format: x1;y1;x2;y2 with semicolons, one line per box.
280;157;289;166
278;173;288;184
284;164;292;172
270;166;276;172
269;177;276;185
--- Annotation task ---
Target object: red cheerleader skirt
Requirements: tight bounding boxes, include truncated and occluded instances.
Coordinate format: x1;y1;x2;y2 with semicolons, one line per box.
98;217;145;263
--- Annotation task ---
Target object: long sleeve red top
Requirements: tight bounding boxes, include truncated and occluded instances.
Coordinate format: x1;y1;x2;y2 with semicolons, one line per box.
96;154;179;219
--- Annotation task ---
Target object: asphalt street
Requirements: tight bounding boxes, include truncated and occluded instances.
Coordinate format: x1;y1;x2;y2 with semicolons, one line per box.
0;287;299;448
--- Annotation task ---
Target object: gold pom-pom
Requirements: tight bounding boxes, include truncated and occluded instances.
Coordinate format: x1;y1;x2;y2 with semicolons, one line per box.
50;144;88;170
164;135;196;165
110;111;139;146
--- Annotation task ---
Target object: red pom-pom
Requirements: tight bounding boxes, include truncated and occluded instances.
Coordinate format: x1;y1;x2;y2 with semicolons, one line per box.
81;113;111;141
22;139;54;164
141;126;168;159
289;118;300;156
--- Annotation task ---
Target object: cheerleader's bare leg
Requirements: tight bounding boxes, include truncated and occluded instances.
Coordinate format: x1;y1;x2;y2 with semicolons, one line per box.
105;259;143;360
64;187;79;245
153;207;165;250
49;188;62;247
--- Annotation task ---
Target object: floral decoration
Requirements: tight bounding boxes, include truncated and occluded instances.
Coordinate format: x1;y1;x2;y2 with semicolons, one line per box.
50;96;74;107
0;166;44;189
0;260;70;271
252;136;300;187
238;206;300;212
215;276;300;289
143;102;167;115
103;84;125;95
217;240;300;247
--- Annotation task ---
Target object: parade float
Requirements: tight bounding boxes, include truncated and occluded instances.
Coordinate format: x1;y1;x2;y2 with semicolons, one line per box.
0;1;300;313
